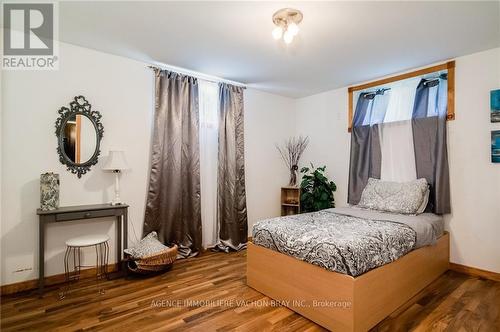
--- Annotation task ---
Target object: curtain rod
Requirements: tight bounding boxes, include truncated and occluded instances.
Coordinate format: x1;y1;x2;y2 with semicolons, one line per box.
147;64;246;88
348;61;454;93
361;73;448;95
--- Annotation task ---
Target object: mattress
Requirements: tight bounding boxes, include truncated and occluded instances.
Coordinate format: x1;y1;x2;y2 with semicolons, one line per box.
252;207;444;277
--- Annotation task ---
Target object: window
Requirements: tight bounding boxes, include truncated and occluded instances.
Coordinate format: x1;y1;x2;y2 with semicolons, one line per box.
348;61;455;132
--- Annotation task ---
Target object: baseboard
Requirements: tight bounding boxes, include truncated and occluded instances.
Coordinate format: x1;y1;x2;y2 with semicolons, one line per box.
3;260;496;296
449;263;500;282
1;263;119;296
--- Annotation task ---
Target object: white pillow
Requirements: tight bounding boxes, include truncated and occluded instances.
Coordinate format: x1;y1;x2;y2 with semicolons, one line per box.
358;178;429;215
124;231;169;259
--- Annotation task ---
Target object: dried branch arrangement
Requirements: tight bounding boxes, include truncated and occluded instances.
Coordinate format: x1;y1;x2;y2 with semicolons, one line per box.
276;136;309;186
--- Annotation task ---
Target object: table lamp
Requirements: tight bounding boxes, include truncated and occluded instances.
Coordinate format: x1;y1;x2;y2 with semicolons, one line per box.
102;150;129;205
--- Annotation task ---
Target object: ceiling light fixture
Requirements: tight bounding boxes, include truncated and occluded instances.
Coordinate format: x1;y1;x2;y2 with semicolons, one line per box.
272;8;303;44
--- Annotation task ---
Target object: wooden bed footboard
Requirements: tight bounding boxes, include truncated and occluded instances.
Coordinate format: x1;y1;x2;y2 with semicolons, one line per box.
247;232;449;332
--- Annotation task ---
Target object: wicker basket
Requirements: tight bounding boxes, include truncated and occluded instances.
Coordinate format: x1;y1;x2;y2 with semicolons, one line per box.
127;245;178;274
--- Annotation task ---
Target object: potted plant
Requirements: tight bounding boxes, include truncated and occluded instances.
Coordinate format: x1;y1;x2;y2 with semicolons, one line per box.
300;164;337;213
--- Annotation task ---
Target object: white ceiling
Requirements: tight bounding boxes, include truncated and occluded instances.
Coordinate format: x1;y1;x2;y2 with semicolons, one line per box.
60;1;500;98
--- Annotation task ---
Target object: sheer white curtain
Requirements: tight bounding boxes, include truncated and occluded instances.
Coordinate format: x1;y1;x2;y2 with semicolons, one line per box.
382;78;419;122
199;80;219;248
379;121;417;182
379;78;419;182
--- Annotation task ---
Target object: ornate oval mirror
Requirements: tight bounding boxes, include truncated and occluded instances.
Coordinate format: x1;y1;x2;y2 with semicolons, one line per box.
55;96;104;178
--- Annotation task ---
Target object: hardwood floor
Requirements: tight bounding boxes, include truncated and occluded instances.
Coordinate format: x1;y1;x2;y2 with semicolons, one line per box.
1;250;499;331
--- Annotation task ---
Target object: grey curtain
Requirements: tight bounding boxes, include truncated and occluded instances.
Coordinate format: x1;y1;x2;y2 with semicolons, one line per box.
412;78;451;214
348;93;384;204
214;83;248;252
143;69;202;258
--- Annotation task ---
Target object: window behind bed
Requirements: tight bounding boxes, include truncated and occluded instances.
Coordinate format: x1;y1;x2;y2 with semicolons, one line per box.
347;61;453;214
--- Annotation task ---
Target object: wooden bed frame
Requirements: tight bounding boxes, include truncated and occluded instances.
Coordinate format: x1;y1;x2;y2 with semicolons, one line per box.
247;232;449;332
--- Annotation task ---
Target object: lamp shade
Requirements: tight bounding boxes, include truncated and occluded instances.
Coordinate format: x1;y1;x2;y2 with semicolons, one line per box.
102;150;129;171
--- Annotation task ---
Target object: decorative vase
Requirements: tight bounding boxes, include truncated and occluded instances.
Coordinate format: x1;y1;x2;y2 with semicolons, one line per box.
40;172;59;211
289;165;299;186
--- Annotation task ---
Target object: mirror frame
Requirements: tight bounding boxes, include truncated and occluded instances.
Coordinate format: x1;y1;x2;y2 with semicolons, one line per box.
55;96;104;178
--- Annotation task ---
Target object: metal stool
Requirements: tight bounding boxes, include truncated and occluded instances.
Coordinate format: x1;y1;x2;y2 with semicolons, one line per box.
60;234;109;299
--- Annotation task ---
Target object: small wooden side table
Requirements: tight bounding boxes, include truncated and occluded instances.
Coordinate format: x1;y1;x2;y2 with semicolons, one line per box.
281;187;301;216
36;203;128;295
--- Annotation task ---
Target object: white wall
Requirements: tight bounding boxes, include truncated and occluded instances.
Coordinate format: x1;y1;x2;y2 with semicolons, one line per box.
79;115;97;162
1;43;154;285
295;48;500;273
244;89;296;233
295;88;350;207
444;48;500;272
0;42;294;285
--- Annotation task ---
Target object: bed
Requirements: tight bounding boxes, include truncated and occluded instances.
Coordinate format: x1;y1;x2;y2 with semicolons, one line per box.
247;206;449;332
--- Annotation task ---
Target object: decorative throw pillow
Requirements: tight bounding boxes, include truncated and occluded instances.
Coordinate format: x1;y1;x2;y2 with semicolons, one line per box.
124;231;169;259
358;178;429;214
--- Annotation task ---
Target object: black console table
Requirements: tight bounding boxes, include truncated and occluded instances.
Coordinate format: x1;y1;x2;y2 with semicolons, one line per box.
36;203;128;295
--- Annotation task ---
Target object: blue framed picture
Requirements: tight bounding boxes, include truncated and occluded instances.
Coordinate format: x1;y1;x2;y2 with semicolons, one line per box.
492;130;500;163
491;89;500;123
